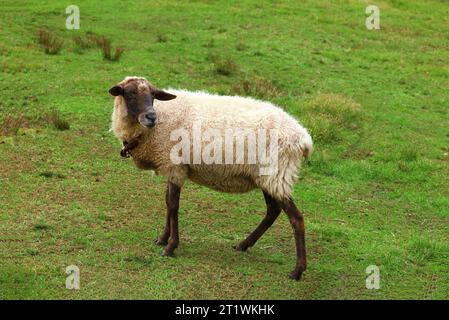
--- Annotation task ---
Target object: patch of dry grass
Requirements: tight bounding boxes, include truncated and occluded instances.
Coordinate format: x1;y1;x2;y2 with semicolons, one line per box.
72;32;124;61
44;109;70;131
0;114;25;136
72;33;98;53
36;28;63;55
301;93;361;144
231;76;280;99
214;57;238;76
96;36;125;62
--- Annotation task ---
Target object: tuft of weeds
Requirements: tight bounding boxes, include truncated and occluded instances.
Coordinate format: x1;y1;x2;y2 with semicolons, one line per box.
113;47;125;61
400;149;418;162
72;33;97;53
156;33;168;43
73;36;88;49
39;171;66;179
97;213;111;221
37;28;63;55
398;161;413;172
44;109;70;131
235;41;247;51
72;32;124;60
26;248;39;256
123;254;153;267
85;31;102;46
0;114;25;136
231;76;280;99
97;36;125;61
301;93;361;144
407;237;446;265
214;57;238;76
33;222;51;231
1;110;70;136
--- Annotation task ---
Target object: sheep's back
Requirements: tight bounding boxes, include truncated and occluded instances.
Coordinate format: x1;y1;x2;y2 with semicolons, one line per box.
153;90;313;199
160;90;308;136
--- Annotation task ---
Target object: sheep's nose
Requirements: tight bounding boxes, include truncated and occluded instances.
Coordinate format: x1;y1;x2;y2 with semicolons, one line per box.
145;113;156;122
143;112;156;128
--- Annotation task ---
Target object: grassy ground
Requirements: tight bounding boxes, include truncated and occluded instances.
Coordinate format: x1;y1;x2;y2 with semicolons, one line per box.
0;0;448;299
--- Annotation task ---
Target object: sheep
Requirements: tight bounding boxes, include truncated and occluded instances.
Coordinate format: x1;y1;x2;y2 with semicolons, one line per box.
109;76;313;280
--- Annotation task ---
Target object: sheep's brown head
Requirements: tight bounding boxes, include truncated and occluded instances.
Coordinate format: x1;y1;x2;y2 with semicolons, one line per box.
109;77;176;128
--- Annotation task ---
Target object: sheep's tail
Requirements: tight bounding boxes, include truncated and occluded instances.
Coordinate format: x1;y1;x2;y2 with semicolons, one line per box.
300;131;313;159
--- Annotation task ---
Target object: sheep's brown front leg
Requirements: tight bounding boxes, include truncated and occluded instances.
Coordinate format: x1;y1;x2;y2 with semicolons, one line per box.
234;191;281;251
155;183;171;245
161;182;181;257
279;198;307;280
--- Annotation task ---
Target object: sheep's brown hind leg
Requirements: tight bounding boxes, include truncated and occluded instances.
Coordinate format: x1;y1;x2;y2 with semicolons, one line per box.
161;182;181;257
234;191;281;251
155;182;171;246
279;198;307;280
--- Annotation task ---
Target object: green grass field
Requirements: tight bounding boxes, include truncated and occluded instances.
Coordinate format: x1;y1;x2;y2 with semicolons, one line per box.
0;0;448;299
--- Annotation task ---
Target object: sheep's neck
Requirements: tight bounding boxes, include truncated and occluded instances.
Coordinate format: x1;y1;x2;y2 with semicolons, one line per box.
112;103;142;141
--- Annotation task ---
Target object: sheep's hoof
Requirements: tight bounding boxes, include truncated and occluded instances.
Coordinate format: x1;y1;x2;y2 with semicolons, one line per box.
155;239;168;246
233;243;249;252
161;249;175;257
289;270;303;281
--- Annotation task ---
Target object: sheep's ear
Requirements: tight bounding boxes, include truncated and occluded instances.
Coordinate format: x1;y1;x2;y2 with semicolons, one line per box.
109;86;123;96
153;89;176;101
